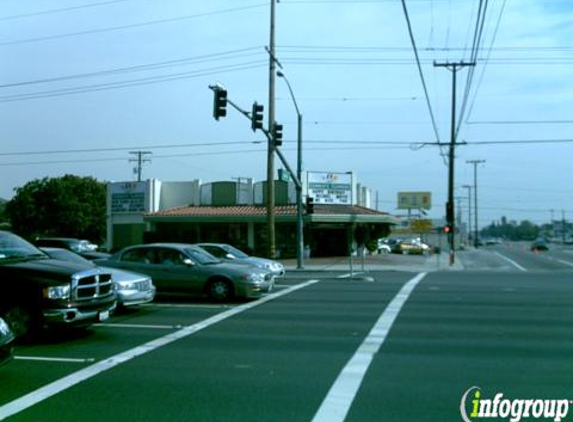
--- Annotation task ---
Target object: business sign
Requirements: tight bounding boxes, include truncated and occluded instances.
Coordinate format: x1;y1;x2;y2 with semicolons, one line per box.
111;182;147;213
307;172;352;205
397;191;432;210
411;219;434;233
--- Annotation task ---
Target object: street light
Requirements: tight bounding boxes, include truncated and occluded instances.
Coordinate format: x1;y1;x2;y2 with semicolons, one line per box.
277;70;304;269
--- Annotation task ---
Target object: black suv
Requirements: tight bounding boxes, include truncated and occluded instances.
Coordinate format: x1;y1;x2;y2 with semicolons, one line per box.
0;231;117;338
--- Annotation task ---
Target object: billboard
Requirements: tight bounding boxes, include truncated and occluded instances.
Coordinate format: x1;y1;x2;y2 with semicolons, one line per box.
110;181;147;213
307;172;352;205
397;191;432;210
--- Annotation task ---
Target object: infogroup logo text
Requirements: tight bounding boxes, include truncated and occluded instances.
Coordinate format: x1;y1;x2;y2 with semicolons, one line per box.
460;387;571;422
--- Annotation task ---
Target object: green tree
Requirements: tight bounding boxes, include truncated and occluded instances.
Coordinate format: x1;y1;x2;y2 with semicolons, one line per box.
6;175;107;242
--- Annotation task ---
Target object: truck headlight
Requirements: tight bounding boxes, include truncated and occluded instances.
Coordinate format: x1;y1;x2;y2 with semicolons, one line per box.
43;285;71;300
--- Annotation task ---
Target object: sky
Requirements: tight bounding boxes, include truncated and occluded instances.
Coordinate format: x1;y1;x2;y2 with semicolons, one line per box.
0;0;572;228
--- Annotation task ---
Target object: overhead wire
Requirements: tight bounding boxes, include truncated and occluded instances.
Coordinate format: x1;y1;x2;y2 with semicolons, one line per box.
399;0;441;143
0;0;137;21
0;3;268;47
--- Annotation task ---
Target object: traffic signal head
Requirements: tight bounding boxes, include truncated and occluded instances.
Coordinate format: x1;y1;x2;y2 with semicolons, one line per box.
305;196;314;214
251;102;264;131
273;123;283;146
213;88;227;120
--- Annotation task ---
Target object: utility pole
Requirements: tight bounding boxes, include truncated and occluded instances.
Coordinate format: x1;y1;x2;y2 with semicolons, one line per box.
463;185;473;246
266;0;277;259
466;159;485;248
129;151;152;182
434;60;475;265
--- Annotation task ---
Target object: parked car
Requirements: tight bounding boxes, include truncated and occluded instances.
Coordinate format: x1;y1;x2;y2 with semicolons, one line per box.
34;237;109;260
0;317;14;367
41;247;156;309
531;240;549;252
95;243;275;301
0;231;117;339
376;239;392;254
195;243;285;278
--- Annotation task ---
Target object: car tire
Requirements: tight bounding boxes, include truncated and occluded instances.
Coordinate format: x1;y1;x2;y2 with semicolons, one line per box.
207;279;234;302
4;306;36;339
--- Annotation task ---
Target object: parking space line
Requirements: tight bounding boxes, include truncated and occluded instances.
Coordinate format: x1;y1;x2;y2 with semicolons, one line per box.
0;279;320;421
142;303;234;309
311;273;427;422
94;323;181;330
493;252;528;272
14;356;95;363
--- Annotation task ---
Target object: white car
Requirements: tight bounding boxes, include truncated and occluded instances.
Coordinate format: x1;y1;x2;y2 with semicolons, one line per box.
196;243;285;278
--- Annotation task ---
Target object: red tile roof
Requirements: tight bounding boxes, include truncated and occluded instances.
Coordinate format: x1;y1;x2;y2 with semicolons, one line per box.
147;204;393;218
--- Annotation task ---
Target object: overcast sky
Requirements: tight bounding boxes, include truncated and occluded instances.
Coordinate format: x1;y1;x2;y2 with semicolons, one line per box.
0;0;572;227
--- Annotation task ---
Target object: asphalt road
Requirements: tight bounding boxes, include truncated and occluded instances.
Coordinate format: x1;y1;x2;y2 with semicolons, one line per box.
2;244;573;422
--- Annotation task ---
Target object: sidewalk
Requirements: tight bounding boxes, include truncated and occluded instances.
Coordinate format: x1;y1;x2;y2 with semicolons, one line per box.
281;252;464;273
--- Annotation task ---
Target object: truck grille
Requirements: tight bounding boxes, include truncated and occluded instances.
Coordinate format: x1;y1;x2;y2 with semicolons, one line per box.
72;270;114;301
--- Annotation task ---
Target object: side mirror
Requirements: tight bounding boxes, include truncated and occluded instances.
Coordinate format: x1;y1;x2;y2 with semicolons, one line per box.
183;258;195;266
226;253;235;260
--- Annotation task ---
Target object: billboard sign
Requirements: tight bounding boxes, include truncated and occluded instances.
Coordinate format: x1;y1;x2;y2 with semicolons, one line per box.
111;182;147;213
307;172;352;205
397;191;432;210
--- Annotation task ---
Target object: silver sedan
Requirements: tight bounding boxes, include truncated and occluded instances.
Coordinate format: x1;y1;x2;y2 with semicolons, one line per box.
40;247;156;308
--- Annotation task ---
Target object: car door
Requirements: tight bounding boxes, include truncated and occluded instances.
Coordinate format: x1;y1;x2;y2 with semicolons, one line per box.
115;246;162;287
152;247;204;294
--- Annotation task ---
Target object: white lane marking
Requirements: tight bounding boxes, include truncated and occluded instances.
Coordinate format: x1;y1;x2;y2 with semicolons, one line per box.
142;303;234;309
493;252;527;272
0;280;319;421
311;273;427;422
546;256;573;268
14;356;95;363
337;273;365;279
94;323;180;330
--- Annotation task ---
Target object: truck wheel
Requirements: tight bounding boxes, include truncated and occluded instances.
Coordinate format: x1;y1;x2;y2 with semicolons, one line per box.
208;279;234;302
4;306;35;339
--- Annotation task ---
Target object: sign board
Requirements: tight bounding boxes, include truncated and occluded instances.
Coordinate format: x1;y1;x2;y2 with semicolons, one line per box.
307;172;352;205
411;219;434;233
111;182;147;213
397;191;432;210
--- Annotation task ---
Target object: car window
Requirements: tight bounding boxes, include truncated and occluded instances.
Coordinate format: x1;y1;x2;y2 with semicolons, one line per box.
202;245;225;258
222;245;249;259
121;248;153;264
184;247;220;265
157;248;186;266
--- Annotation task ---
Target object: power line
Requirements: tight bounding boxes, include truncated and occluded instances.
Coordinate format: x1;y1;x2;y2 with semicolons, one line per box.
0;0;136;21
0;48;262;89
400;0;441;143
0;61;267;102
0;4;268;47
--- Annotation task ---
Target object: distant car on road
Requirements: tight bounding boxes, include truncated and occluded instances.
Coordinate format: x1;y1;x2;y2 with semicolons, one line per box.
195;243;285;278
0;317;14;367
41;247;156;309
531;240;549;252
95;243;275;301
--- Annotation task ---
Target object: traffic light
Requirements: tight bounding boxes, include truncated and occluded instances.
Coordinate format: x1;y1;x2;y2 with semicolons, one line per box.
251;102;264;131
443;224;452;234
273;122;283;146
445;201;454;223
305;196;314;214
213;88;227;120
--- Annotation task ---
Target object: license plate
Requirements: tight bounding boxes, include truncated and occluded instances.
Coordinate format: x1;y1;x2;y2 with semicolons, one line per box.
99;310;110;321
